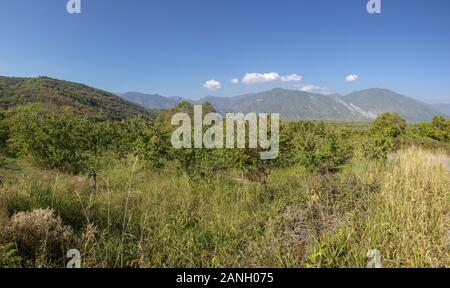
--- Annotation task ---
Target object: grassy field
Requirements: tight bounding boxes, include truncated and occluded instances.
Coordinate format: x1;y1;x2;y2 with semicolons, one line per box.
1;146;449;268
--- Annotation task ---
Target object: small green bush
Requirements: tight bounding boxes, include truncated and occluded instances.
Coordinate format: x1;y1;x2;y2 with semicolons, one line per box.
365;113;407;159
419;116;450;142
288;122;353;172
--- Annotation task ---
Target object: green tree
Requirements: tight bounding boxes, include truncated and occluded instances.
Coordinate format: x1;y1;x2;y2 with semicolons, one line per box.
108;116;170;169
365;113;407;159
419;116;450;142
0;110;9;151
289;122;352;173
8;104;96;173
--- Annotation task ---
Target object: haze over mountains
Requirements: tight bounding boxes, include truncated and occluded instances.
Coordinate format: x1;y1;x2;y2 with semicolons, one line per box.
431;103;450;116
119;88;449;122
117;92;184;110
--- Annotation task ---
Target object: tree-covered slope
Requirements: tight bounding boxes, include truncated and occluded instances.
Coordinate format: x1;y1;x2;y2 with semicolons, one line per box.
0;76;148;120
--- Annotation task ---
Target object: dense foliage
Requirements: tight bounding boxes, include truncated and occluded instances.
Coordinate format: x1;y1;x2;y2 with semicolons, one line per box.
364;112;407;159
419;116;450;142
280;121;353;172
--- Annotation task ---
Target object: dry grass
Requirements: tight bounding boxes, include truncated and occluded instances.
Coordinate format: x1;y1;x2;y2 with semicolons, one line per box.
0;197;7;229
2;209;73;266
309;147;450;267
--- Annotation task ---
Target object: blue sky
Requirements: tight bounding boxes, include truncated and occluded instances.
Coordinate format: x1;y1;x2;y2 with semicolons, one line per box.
1;0;449;103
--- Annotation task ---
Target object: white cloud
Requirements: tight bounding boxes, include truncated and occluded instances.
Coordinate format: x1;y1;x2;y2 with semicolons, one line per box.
281;74;302;82
230;78;239;84
295;84;332;95
242;72;280;84
345;74;359;82
203;79;221;90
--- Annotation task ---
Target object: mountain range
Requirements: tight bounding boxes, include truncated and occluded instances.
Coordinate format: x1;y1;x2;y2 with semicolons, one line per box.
119;88;449;122
0;76;448;122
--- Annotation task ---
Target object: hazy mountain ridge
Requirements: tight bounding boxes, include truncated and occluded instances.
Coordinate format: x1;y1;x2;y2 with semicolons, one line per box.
200;89;368;121
430;103;450;116
117;92;184;110
120;88;449;122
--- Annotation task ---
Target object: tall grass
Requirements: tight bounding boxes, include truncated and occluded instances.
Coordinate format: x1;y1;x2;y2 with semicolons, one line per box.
309;147;450;267
0;148;449;268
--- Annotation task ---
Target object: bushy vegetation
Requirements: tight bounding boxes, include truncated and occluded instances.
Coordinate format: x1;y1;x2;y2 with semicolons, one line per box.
7;105;98;173
364;112;407;159
279;121;352;173
0;103;449;268
419;116;450;142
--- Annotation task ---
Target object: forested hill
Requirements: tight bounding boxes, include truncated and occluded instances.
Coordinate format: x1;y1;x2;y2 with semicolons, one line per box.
0;76;149;120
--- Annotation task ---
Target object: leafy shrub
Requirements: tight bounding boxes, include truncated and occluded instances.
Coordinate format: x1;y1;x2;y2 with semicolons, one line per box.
8;104;102;173
114;117;170;169
288;122;353;173
419;116;450;142
160;101;231;182
371;112;407;138
365;113;407;159
0;110;9;152
169;148;227;183
225;148;273;185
